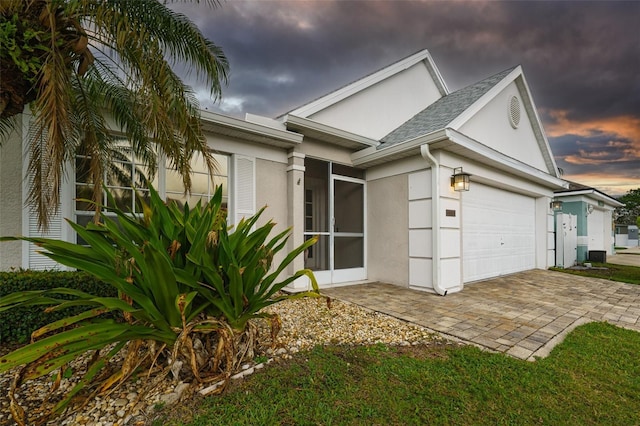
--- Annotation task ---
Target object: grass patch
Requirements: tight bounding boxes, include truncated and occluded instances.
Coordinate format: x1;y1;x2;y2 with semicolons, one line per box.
551;263;640;284
161;322;640;426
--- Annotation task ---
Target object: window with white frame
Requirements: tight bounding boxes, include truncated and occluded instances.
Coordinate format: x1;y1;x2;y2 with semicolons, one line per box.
74;146;229;244
165;152;228;209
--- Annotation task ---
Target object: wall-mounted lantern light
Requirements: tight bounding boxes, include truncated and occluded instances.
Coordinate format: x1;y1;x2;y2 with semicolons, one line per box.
587;204;594;215
550;199;563;211
451;167;471;192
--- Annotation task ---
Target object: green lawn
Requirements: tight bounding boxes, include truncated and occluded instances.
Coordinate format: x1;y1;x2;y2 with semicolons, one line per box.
160;322;640;426
551;263;640;284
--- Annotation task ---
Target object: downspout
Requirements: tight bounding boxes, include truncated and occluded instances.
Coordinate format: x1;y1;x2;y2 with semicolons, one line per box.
420;144;447;296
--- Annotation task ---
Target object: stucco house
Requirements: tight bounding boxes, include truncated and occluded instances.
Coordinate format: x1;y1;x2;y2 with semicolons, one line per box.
0;49;570;294
615;224;639;248
552;182;623;267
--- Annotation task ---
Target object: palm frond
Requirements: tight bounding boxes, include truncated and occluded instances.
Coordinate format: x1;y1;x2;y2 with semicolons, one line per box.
27;42;75;230
0;115;19;147
1;0;230;229
89;0;229;98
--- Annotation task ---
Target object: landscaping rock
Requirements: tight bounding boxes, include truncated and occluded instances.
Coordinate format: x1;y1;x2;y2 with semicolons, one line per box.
0;296;442;425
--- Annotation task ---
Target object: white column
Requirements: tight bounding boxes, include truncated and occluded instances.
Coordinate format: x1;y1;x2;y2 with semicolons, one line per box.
286;151;308;289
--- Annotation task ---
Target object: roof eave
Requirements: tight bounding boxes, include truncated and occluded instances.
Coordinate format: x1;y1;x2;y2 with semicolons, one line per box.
445;129;567;190
351;129;448;168
554;189;624;207
200;110;302;148
353;127;567;189
284;115;379;150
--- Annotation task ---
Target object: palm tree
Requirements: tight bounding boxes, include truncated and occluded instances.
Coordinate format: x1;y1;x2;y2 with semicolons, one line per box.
0;0;229;229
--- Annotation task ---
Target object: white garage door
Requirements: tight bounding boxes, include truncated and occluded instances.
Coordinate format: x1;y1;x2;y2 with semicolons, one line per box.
463;184;536;282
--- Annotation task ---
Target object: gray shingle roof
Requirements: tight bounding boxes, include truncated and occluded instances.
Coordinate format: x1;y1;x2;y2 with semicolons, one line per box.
378;66;517;149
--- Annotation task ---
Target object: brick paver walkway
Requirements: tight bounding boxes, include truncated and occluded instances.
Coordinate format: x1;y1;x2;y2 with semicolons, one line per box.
322;269;640;360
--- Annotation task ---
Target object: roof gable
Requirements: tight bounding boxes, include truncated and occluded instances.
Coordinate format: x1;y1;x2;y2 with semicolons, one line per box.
379;67;515;149
378;66;560;177
451;67;559;176
283;49;450;140
287;49;448;118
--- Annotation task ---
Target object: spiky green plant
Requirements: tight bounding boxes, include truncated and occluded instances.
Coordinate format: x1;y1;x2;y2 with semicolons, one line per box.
0;185;319;425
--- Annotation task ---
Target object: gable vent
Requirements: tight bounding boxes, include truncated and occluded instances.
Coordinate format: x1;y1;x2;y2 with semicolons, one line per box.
509;96;521;128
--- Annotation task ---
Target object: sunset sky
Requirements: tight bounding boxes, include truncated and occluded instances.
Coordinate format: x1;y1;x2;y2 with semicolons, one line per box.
174;0;639;197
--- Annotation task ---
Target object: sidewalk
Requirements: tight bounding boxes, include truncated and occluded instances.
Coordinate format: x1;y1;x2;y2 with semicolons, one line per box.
609;246;640;267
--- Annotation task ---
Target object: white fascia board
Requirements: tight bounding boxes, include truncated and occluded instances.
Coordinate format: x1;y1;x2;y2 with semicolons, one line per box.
423;49;450;95
284;114;379;148
351;129;448;166
353;126;567;189
289;49;448;118
447;66;561;178
200;110;303;145
554;190;624;207
245;113;287;130
445;128;568;190
515;72;562;177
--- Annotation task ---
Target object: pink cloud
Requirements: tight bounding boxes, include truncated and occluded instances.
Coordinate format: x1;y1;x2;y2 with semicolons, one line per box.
545;110;640;148
561;171;638;197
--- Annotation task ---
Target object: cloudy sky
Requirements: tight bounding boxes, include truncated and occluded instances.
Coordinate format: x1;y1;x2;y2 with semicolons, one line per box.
174;0;639;196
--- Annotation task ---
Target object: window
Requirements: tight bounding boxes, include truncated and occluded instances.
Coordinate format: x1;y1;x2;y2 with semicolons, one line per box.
75;142;156;243
74;146;229;244
165;152;228;209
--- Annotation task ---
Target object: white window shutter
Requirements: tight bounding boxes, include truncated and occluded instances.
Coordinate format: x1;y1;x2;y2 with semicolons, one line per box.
232;155;255;225
25;118;64;270
28;209;63;270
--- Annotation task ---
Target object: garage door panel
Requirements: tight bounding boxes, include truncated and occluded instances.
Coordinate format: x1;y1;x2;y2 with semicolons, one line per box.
463;184;535;282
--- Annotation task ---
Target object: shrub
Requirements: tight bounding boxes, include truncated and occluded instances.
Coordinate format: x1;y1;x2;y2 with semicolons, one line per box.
0;270;116;343
0;184;318;425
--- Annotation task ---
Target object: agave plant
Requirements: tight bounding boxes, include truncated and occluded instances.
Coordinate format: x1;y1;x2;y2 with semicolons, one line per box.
0;184;319;425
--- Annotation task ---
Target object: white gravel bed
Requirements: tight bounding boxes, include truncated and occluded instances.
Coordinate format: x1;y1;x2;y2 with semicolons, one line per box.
0;295;446;426
261;296;443;354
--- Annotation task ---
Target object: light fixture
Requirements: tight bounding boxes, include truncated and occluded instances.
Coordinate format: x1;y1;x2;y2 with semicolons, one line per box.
587;204;594;214
450;167;471;192
550;199;563;211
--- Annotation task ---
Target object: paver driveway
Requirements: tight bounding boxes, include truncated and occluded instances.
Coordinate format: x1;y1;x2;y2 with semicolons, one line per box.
322;269;640;360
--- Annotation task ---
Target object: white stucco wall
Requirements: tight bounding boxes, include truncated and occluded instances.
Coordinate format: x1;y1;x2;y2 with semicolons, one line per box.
438;164;462;292
309;62;443;140
459;81;548;172
367;173;408;286
204;134;288;165
0;123;24;270
407;168;433;291
297;139;355;166
256;159;288;230
256;158;289;271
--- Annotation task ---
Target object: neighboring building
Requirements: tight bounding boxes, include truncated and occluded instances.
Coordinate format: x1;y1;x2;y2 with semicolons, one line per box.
615;224;639;248
615;225;629;247
553;182;623;264
0;49;570;294
630;225;640;247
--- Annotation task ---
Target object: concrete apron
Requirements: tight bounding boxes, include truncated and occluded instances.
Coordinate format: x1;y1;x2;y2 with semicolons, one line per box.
322;269;640;361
